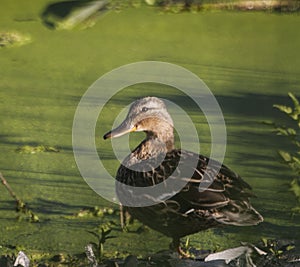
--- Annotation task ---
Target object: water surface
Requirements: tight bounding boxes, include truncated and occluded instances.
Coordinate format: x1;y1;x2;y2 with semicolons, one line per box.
0;1;300;258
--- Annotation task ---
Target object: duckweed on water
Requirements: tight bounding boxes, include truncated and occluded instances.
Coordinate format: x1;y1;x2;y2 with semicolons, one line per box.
146;0;300;13
68;206;116;218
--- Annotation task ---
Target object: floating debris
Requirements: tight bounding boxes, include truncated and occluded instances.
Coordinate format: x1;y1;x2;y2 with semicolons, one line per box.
14;251;30;267
16;145;60;154
70;206;115;218
145;0;300;13
0;172;39;223
144;0;156;5
42;0;108;30
205;245;258;266
0;31;31;48
85;243;99;267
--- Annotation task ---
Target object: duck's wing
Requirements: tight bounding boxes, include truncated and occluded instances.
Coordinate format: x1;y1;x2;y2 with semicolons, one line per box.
116;149;263;226
168;150;263;226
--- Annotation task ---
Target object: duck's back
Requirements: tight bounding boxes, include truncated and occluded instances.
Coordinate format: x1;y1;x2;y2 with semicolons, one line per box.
116;149;263;239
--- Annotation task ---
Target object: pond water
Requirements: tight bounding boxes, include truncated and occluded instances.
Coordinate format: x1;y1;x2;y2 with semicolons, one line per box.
0;0;300;262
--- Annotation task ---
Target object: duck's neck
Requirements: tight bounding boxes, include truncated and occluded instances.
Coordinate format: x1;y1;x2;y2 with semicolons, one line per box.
145;122;174;151
123;124;174;167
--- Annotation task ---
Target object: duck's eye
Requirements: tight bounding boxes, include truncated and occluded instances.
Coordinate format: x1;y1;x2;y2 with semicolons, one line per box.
141;107;148;112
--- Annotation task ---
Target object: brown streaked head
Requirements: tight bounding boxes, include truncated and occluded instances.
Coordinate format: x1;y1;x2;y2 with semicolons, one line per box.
103;96;173;140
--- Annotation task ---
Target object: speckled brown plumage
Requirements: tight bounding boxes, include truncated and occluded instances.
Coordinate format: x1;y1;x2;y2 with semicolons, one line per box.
103;96;263;254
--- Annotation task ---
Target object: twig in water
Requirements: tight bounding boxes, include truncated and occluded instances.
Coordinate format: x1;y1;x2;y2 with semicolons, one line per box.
0;172;39;222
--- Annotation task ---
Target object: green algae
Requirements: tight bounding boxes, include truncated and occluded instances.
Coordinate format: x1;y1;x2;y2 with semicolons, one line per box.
0;1;300;265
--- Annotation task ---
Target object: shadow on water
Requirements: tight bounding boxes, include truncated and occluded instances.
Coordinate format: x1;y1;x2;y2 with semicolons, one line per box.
217;93;292;119
88;88;292;120
98;91;294;168
32;198;90;215
164;92;291;120
0;199;82;216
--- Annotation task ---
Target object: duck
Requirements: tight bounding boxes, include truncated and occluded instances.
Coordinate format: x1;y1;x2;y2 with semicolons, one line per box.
103;96;263;255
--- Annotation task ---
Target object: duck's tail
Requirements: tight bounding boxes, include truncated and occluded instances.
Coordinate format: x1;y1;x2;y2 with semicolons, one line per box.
213;200;263;226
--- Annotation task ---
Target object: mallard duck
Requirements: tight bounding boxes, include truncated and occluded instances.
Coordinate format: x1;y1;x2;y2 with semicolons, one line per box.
103;96;263;255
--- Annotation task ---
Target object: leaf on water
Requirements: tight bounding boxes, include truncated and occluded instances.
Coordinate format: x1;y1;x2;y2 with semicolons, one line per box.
288;92;300;107
274;93;300;121
185;237;190;249
292;156;300;165
30;212;40;223
294;141;300;148
287;128;297;136
288;92;300;120
275;127;290;136
273;104;292;115
290;178;300;200
261;238;268;247
87;231;100;239
261;120;276;126
286;245;296;251
278;150;292;162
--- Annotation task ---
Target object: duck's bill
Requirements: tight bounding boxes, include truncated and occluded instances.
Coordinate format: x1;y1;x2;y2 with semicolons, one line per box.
103;123;137;140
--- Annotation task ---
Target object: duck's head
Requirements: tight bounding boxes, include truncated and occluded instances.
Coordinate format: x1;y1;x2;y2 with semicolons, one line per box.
103;97;174;142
